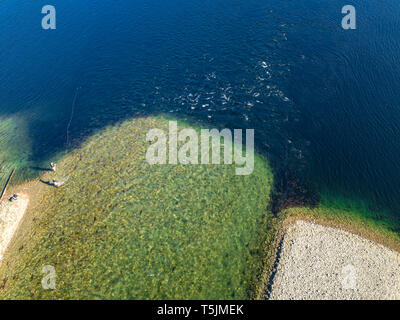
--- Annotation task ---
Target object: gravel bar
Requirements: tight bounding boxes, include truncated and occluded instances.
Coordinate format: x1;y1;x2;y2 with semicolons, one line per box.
269;220;400;300
0;194;29;262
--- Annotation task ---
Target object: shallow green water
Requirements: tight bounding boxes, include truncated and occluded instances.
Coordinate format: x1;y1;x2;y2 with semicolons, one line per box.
0;117;274;299
0;115;31;185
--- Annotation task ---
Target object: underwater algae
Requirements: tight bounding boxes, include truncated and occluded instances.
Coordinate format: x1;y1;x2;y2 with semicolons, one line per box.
0;116;274;299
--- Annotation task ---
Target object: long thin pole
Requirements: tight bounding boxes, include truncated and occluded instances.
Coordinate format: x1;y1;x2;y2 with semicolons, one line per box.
66;87;80;148
0;168;16;202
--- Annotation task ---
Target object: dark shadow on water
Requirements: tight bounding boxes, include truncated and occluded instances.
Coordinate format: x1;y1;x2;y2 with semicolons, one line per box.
30;166;51;172
269;167;320;217
265;234;285;299
39;179;54;187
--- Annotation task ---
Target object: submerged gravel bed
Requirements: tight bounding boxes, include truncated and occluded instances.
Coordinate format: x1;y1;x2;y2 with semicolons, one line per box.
269;220;400;300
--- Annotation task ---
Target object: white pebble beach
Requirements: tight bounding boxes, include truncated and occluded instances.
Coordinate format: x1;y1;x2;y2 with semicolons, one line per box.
0;194;29;262
269;220;400;300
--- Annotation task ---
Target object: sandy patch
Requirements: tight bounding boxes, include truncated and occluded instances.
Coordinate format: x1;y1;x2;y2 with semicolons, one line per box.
0;194;29;262
269;220;400;300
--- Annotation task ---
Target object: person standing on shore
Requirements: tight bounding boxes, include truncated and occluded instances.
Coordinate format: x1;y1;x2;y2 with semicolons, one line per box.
50;162;56;172
53;179;61;188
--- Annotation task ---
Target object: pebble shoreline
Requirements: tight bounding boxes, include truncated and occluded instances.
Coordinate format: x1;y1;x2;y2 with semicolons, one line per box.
269;220;400;300
0;194;29;262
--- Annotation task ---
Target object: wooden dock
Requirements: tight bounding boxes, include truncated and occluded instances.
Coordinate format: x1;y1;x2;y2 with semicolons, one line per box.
0;168;16;202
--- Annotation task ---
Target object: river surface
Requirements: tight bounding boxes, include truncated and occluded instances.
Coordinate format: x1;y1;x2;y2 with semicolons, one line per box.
1;0;400;217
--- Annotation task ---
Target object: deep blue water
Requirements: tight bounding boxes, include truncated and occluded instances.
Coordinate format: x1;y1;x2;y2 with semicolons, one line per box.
1;0;400;218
